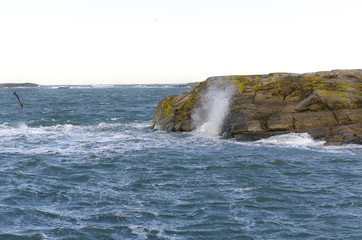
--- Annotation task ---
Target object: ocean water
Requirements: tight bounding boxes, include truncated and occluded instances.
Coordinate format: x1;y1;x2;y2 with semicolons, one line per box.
0;85;361;240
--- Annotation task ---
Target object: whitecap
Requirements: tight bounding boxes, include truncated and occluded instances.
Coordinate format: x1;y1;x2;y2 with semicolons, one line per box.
257;133;325;147
321;143;362;155
91;84;114;88
133;84;175;89
0;121;155;156
129;225;162;240
233;187;260;193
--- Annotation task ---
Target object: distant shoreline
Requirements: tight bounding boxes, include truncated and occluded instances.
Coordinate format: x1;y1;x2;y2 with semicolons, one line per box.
0;83;39;88
0;83;200;88
174;82;200;88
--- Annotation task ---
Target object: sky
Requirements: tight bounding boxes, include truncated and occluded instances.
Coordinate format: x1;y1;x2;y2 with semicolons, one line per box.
0;0;361;85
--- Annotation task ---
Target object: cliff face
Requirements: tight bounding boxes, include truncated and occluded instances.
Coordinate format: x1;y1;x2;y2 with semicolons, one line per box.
152;70;362;145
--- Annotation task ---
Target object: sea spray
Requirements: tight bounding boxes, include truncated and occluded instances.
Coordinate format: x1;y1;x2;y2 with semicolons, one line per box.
192;82;234;136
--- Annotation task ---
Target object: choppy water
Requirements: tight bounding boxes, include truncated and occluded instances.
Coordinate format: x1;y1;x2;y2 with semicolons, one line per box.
0;85;361;240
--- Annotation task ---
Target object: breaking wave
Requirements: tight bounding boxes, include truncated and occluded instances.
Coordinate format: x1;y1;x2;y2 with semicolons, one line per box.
257;132;325;146
43;84;180;89
0;122;151;156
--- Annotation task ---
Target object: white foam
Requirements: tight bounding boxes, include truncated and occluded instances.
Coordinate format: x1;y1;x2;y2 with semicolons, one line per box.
0;122;152;156
1;122;360;157
42;84;178;89
133;84;174;89
321;143;362;155
226;132;361;155
91;84;114;88
257;133;325;147
253;132;361;155
43;85;92;89
233;187;259;193
129;225;150;239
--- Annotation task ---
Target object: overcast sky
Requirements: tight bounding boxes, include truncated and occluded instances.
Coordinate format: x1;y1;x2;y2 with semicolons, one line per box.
0;0;361;85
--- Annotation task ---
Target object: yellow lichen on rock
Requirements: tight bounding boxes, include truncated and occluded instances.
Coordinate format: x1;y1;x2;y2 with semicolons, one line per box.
161;96;175;118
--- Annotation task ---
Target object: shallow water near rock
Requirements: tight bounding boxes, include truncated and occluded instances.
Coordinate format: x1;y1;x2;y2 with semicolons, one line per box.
1;85;361;239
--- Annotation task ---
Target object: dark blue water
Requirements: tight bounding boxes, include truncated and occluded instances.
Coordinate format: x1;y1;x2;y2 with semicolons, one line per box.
1;85;361;239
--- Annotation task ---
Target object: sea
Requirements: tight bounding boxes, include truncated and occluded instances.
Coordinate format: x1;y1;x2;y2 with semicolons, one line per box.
0;85;361;240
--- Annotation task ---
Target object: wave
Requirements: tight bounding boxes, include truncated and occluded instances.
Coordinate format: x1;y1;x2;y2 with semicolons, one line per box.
121;84;187;89
42;84;183;89
1;122;360;156
41;85;92;89
257;132;362;155
0;122;152;156
224;132;361;155
257;132;325;147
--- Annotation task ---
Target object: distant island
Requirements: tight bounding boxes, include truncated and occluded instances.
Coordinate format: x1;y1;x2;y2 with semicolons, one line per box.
0;83;39;88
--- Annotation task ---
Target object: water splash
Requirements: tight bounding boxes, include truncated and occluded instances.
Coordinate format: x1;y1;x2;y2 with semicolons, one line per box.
192;82;234;136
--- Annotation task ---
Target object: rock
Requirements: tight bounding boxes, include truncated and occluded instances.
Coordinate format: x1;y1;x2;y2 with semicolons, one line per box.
267;114;294;131
0;83;39;88
295;91;324;111
335;109;362;124
231;120;263;134
293;111;338;129
324;141;343;146
152;69;362;145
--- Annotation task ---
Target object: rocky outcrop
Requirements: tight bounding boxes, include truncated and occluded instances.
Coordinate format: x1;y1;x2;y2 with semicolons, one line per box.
0;83;39;88
152;70;362;145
